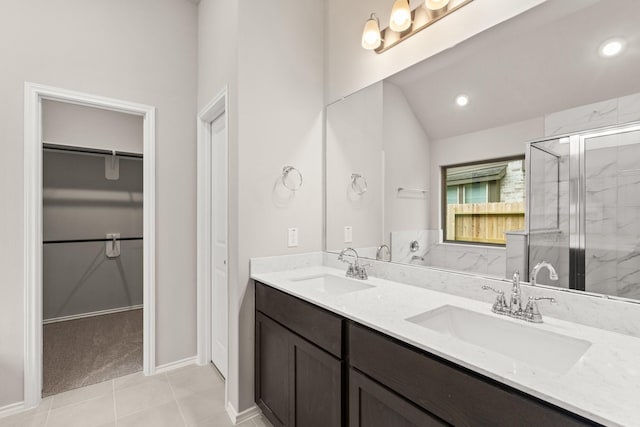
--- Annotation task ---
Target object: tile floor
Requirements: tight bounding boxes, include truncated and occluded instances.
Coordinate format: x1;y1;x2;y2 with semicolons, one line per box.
0;364;273;427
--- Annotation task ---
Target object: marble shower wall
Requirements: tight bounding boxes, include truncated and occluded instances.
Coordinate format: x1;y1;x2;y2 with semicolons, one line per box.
544;92;640;137
391;229;506;279
584;132;640;299
532;91;640;299
390;229;432;265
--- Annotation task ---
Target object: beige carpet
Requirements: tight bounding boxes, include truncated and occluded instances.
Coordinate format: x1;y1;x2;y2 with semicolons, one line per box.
43;309;143;397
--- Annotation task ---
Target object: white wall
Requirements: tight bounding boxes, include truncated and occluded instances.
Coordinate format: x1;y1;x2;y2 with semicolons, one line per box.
326;0;548;103
326;82;384;251
235;0;325;413
197;0;242;412
325;81;431;253
43;152;143;320
428;117;544;228
43;100;143;153
0;0;197;408
198;0;324;414
383;82;430;239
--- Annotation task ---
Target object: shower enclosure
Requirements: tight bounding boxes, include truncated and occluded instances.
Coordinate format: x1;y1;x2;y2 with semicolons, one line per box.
527;122;640;300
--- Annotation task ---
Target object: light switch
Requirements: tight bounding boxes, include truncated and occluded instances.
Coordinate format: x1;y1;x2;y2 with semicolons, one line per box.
288;228;298;247
344;226;353;243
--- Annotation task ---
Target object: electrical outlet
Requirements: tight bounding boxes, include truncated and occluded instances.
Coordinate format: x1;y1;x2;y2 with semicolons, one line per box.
288;228;299;247
344;226;353;243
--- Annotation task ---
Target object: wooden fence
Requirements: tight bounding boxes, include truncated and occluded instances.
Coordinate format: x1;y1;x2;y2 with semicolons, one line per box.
446;201;525;244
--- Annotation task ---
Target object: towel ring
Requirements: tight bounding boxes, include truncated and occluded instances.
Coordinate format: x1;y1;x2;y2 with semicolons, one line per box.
282;166;303;191
351;173;367;195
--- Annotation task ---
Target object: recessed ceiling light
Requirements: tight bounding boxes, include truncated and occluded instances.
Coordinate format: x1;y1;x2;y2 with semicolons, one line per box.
599;38;626;58
455;94;469;107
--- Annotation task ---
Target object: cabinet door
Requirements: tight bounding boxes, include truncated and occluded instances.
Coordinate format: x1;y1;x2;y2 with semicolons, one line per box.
349;368;447;427
256;313;290;427
290;334;342;427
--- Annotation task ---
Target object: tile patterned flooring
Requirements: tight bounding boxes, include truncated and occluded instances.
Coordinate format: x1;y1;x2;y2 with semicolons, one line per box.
0;364;273;427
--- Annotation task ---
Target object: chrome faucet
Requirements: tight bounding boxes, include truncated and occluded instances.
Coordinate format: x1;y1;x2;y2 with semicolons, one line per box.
530;261;558;286
376;244;391;261
481;285;508;314
509;271;523;316
523;296;556;323
338;248;368;280
483;269;557;323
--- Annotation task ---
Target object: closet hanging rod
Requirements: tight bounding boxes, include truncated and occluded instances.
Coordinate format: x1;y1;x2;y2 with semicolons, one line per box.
42;142;143;159
43;237;143;245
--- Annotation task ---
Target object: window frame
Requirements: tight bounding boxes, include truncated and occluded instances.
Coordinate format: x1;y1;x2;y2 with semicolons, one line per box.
441;155;525;247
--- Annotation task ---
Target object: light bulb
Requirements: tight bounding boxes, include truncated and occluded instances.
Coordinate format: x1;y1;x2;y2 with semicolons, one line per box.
389;0;412;32
425;0;450;18
456;94;469;107
425;0;450;10
599;38;626;58
361;15;382;50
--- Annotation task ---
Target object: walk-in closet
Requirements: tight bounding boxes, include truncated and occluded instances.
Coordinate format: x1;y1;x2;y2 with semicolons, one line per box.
42;100;144;396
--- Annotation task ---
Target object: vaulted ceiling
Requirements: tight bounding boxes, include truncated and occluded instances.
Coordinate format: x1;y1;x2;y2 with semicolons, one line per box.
388;0;640;140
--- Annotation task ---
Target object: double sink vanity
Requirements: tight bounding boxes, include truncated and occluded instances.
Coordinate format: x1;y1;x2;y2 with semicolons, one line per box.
251;252;640;427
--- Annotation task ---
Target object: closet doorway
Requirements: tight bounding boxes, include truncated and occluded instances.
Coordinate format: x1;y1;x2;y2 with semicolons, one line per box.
42;101;144;396
197;89;229;380
24;83;156;408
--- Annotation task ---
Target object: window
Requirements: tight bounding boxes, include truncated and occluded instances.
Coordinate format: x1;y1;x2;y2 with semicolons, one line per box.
463;182;488;204
442;156;525;245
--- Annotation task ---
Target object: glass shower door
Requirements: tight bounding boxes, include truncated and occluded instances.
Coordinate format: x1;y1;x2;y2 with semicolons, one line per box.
527;138;571;287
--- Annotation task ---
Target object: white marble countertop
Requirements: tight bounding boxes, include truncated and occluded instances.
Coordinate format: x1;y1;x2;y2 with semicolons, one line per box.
252;265;640;427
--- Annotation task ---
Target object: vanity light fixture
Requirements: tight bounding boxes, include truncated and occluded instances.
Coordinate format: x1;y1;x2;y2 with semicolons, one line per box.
455;94;469;107
361;14;382;50
362;0;473;54
599;38;626;58
425;0;451;18
389;0;412;32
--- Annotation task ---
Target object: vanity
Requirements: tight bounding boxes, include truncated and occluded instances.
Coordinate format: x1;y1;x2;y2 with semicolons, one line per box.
253;1;640;425
251;254;640;427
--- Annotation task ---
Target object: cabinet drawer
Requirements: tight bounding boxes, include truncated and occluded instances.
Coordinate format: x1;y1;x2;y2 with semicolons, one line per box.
255;281;343;358
349;322;598;427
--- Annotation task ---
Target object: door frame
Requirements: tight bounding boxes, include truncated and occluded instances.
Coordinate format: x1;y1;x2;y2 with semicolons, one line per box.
196;87;229;370
23;82;157;408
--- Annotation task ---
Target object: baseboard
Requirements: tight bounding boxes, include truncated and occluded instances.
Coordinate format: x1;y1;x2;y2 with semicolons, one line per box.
226;402;261;425
43;304;143;324
154;356;197;374
0;401;25;419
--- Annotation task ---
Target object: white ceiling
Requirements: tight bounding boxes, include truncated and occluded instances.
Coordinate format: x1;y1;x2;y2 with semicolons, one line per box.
387;0;640;140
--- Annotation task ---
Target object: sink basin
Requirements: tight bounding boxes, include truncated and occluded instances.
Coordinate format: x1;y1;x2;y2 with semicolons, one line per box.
406;305;591;375
289;274;374;295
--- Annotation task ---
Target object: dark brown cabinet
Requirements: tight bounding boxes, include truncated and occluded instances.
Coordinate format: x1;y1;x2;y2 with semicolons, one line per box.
349;367;447;427
255;313;290;427
255;281;601;427
349;322;599;427
289;332;342;427
255;283;343;427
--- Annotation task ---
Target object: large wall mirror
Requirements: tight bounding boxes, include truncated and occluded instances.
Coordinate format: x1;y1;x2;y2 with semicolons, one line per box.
325;0;640;301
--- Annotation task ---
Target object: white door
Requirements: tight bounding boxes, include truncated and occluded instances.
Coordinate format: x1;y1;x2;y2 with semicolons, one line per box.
210;112;228;378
